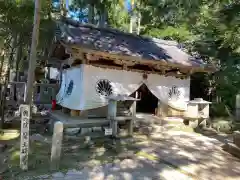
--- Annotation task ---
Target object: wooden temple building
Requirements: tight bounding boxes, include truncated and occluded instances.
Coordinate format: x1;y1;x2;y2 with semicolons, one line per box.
48;18;214;120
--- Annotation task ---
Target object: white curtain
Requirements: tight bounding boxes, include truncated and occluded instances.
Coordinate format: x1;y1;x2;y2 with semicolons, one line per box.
146;74;189;110
56;64;190;111
56;66;84;110
81;65;142;110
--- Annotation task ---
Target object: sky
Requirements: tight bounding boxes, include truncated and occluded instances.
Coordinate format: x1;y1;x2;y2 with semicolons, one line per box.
52;0;135;23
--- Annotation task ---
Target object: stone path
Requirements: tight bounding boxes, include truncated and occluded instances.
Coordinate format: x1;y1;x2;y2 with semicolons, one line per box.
34;158;193;180
139;114;240;180
145;131;240;180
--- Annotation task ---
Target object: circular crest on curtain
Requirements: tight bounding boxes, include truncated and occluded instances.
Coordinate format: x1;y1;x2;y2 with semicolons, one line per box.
168;85;181;100
66;80;74;96
96;79;113;97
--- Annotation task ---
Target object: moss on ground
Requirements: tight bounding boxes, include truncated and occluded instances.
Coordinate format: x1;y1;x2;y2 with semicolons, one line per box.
1;134;140;179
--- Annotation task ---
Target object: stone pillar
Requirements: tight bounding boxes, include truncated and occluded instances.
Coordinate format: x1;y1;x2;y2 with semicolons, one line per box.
130;92;137;117
108;99;117;137
20;104;31;170
156;101;168;117
129;93;137;136
50;121;64;170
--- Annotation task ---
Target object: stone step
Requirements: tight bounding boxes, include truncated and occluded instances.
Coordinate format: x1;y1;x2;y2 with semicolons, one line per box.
0;144;7;152
233;131;240;147
225;142;240;159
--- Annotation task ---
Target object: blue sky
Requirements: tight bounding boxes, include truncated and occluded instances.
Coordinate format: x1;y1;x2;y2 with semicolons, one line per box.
52;0;88;22
52;0;135;23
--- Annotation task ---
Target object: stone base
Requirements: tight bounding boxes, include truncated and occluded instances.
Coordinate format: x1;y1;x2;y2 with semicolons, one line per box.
70;110;80;117
62;107;69;114
233;131;240;147
225;143;240;159
0;143;7;152
189;120;198;128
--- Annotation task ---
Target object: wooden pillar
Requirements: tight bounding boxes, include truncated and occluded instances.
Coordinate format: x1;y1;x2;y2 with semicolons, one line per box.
47;67;50;79
236;94;240;121
108;99;117;137
50;121;63;170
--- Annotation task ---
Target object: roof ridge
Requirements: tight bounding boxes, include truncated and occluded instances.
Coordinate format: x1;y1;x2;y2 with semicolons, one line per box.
61;18;184;47
61;17;156;42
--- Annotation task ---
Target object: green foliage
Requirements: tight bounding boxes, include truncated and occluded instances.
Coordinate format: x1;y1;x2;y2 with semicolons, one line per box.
112;0;240;116
210;103;229;117
142;25;193;42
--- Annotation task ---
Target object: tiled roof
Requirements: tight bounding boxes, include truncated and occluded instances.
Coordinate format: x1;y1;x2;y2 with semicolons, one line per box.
56;18;211;70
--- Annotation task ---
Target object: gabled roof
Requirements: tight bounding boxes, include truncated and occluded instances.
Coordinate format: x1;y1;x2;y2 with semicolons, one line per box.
55;18;214;71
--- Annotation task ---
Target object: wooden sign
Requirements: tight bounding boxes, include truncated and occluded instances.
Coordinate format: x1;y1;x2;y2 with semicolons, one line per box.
20;104;30;170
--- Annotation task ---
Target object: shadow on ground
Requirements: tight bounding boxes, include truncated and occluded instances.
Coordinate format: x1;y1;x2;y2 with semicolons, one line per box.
1;114;240;180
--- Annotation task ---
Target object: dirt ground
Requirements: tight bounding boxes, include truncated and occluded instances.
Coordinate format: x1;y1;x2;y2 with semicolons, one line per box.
0;114;240;180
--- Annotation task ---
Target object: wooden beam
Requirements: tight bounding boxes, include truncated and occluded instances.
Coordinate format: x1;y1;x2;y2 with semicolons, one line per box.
122;63;128;70
85;53;100;61
91;64;188;79
62;43;213;73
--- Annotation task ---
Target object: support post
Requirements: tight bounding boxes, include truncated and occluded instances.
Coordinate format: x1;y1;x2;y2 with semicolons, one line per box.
130;92;137;117
236;94;240;121
129;92;137;136
108;99;117;137
50;121;64;170
20;104;30;170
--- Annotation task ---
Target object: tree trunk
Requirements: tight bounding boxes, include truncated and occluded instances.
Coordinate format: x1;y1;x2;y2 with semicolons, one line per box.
99;7;108;28
0;51;5;80
136;12;141;35
0;36;17;129
88;2;95;24
15;34;23;82
129;11;134;33
25;0;41;104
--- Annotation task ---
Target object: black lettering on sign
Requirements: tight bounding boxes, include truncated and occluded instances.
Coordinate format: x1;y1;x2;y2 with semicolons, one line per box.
21;148;28;154
23;132;28;139
23;109;29;117
22;154;28;164
23;120;29;128
22;141;28;148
